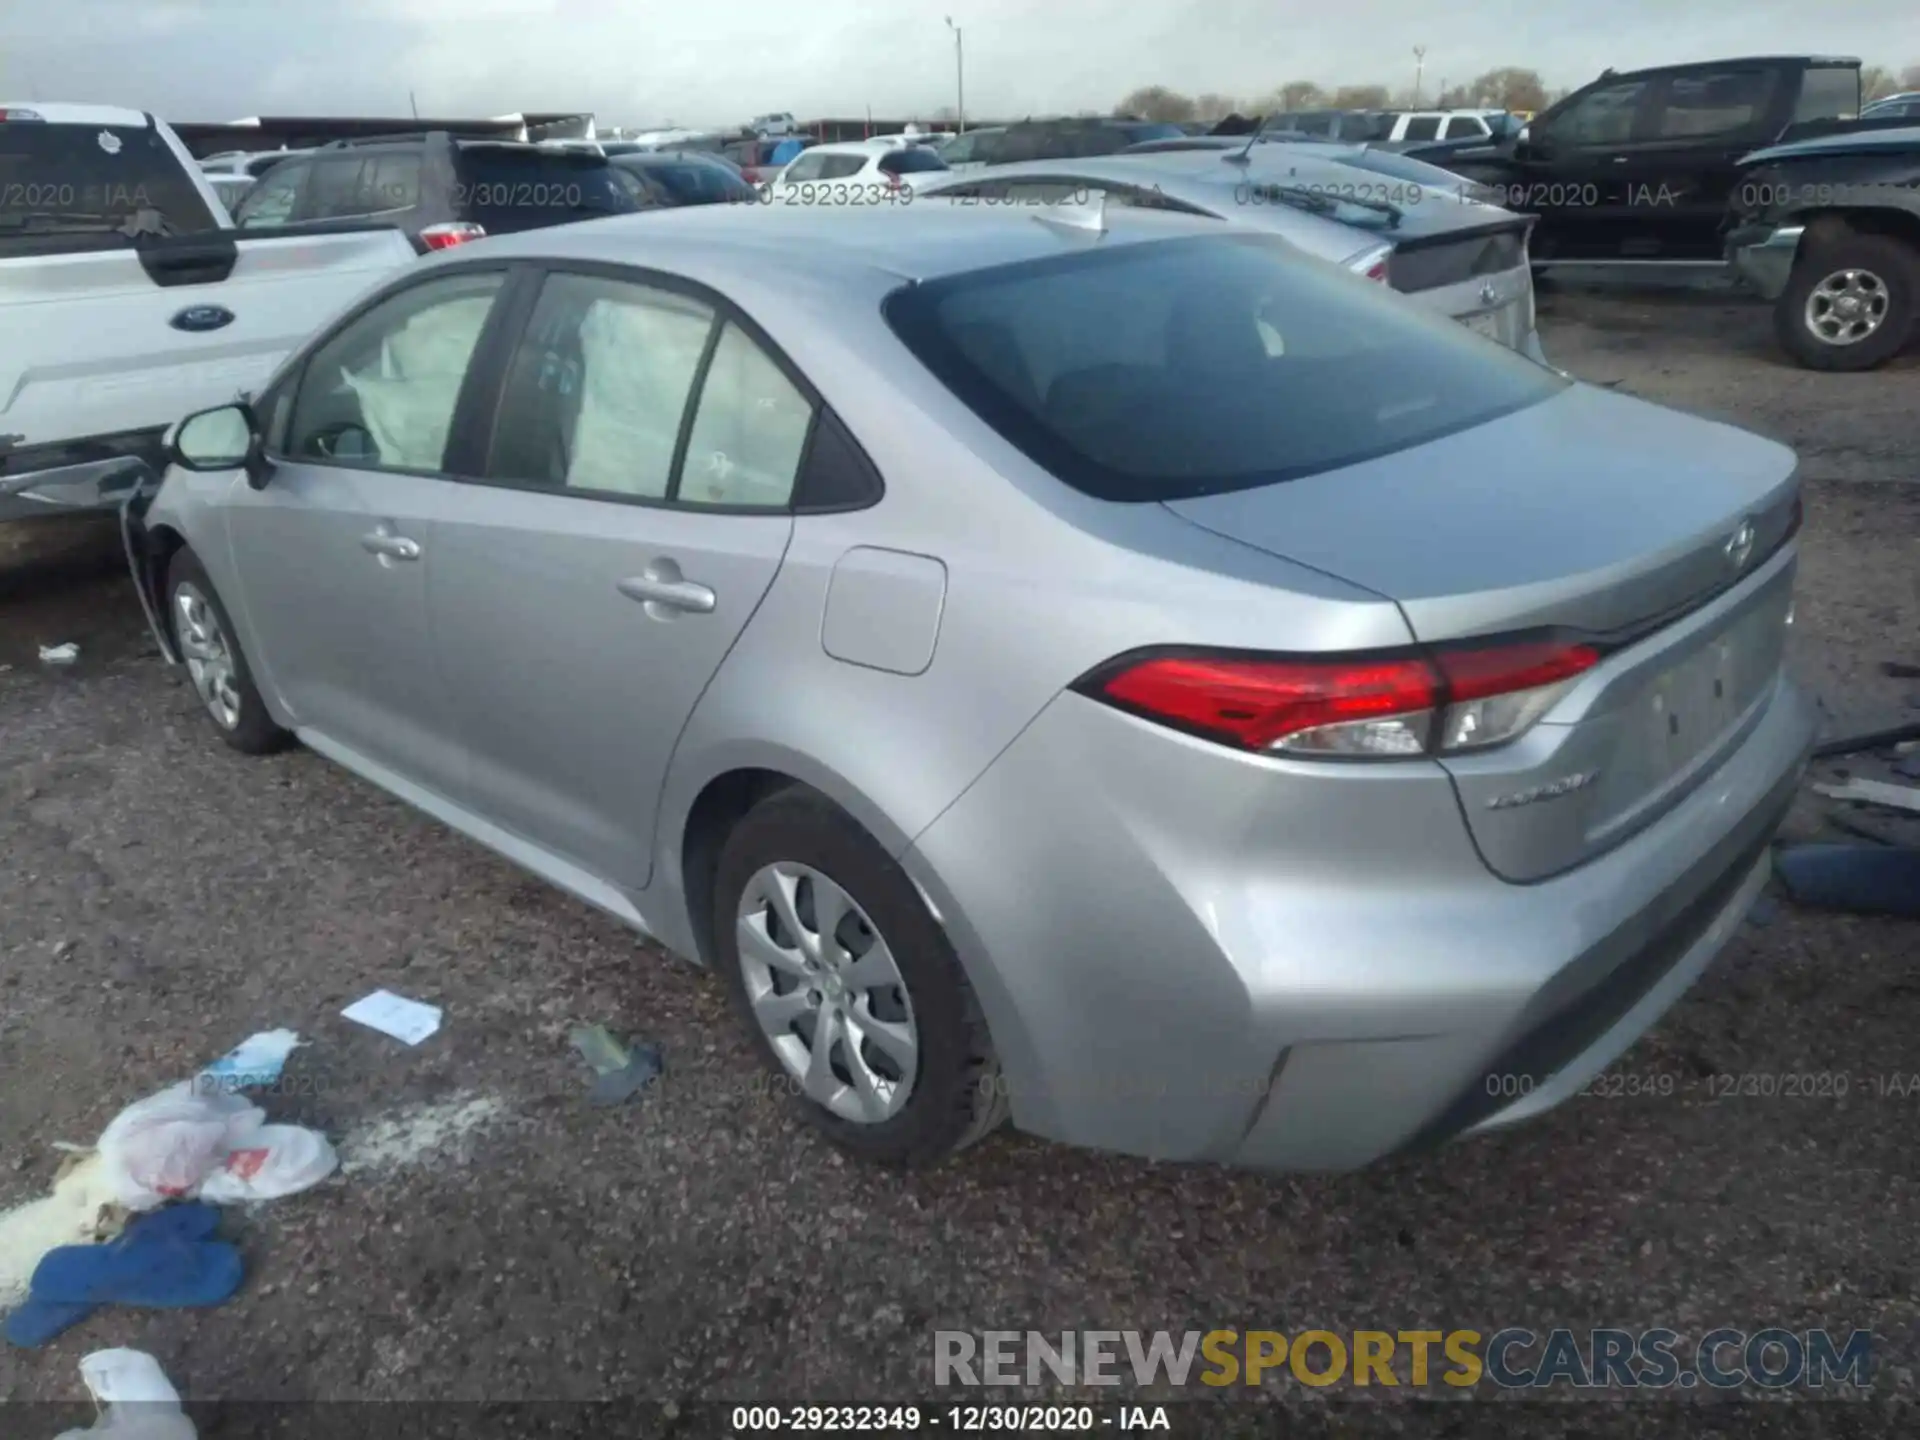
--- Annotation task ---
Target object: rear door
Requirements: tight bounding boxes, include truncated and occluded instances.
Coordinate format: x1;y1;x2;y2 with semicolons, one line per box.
424;266;803;888
1620;66;1782;259
222;266;512;798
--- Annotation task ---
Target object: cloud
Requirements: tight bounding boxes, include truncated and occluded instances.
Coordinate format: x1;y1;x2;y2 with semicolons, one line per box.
5;0;1918;125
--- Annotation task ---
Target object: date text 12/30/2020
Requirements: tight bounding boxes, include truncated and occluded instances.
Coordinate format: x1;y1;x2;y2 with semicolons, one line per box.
730;1406;1172;1432
1485;1070;1920;1102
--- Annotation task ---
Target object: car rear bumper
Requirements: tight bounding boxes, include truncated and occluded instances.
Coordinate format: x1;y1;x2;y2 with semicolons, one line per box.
903;667;1815;1172
1726;222;1805;301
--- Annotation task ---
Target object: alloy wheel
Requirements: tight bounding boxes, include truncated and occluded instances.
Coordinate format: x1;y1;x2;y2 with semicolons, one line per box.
736;862;920;1123
1804;268;1890;346
173;582;243;730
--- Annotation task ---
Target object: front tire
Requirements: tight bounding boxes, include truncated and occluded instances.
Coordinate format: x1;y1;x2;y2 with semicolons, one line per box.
165;549;292;755
712;788;1009;1166
1774;233;1917;372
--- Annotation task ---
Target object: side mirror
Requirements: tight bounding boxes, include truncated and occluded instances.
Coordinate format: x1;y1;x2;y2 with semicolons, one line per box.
170;402;268;488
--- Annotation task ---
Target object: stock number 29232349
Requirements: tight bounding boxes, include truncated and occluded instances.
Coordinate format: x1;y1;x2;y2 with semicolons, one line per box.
754;182;913;206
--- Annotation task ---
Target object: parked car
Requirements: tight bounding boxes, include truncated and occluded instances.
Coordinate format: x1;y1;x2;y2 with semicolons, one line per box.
1252;110;1397;142
721;135;807;185
751;112;797;138
1380;109;1511;143
0;103;416;528
230;132;639;252
1450;55;1872;262
967;117;1190;165
120;202;1812;1172
1724;122;1920;370
611;151;760;207
765;139;949;199
919;148;1548;360
935;126;1005;172
200;149;313;181
205;172;257;215
1861;92;1920;119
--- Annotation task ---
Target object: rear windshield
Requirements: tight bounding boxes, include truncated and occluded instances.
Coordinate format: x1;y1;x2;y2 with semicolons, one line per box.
0;120;218;252
880;148;949;175
453;148;638;231
1793;66;1862;123
884;234;1565;503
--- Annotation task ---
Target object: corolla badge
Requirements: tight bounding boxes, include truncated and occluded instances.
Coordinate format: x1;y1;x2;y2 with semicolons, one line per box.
1724;518;1757;571
169;305;235;333
1486;769;1599;810
1478;281;1500;306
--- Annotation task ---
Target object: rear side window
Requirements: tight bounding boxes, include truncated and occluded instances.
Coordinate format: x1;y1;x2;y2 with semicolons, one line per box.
306;156;370;217
884;234;1566;503
1652;69;1777;139
1402;116;1442;141
1441;116;1485;140
879;148;949;176
234;160;306;227
1289;114;1333;136
641;161;756;205
0;120;217;251
1794;66;1862;123
454;148;638;232
816;154;868;180
364;152;421;213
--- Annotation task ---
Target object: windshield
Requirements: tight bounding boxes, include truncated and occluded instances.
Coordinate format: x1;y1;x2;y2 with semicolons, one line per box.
0;120;218;250
884;233;1564;503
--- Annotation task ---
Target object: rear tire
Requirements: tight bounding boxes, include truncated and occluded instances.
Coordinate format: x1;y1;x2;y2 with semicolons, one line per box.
712;788;1009;1167
165;549;292;755
1774;233;1917;372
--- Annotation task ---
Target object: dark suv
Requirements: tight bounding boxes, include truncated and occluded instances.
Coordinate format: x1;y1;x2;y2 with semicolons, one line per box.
231;132;638;251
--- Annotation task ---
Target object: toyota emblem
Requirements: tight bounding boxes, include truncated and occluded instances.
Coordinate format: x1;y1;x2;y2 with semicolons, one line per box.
1724;519;1757;570
1478;281;1499;306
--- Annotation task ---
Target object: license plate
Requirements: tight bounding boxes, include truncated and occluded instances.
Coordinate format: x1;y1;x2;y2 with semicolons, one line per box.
1638;598;1785;780
1460;310;1503;341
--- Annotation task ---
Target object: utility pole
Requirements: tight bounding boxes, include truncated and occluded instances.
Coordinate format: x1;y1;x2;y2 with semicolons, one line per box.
1412;46;1427;106
945;16;965;133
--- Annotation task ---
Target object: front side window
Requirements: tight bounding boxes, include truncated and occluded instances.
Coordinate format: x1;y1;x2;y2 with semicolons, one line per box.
1441;116;1487;140
284;270;506;472
817;154;869;180
488;272;714;498
1794;66;1861;123
884;234;1566;503
1402;116;1442;141
1547;80;1649;146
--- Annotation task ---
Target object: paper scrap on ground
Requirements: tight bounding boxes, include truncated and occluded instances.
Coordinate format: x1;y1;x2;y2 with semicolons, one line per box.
341;990;442;1046
38;643;79;665
338;1094;506;1177
197;1030;302;1089
569;1024;664;1107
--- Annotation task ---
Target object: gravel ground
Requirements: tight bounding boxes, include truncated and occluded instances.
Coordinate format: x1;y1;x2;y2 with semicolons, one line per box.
1;287;1915;1429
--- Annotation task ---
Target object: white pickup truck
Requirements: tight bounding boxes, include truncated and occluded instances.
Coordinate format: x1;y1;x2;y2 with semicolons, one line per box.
1;103;417;525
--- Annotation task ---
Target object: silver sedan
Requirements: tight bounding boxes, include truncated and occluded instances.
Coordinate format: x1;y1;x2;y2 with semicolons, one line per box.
127;203;1812;1172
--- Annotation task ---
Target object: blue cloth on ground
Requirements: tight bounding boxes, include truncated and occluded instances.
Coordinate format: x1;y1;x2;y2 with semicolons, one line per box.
3;1203;234;1348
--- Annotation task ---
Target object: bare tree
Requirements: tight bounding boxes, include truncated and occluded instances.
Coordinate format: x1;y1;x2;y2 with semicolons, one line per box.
1331;84;1391;109
1902;63;1920;90
1115;86;1198;123
1278;80;1328;110
1193;91;1240;122
1861;66;1898;102
1458;66;1549;112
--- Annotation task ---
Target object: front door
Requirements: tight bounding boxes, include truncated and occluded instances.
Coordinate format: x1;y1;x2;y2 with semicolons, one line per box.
426;269;812;889
1513;75;1655;260
223;268;510;798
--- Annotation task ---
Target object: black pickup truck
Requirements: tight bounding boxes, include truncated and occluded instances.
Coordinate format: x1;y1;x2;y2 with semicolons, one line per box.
1444;56;1900;264
1724;126;1920;370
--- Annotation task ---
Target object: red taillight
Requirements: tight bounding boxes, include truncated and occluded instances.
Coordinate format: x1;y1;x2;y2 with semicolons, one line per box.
1084;637;1601;759
1363;259;1390;284
884;169;902;191
420;222;486;250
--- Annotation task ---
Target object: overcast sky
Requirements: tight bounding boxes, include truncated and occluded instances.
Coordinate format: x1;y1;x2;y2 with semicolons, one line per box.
5;0;1918;127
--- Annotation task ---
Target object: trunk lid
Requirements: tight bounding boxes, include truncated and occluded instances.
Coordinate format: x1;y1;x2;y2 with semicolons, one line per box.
1165;383;1800;879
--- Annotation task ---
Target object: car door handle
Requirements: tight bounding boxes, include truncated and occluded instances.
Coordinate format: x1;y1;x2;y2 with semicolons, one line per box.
1611;155;1630;163
618;574;715;614
360;530;421;561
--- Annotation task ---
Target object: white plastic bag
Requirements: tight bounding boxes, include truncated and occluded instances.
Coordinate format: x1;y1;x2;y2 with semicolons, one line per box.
53;1348;198;1440
196;1124;338;1204
95;1085;263;1212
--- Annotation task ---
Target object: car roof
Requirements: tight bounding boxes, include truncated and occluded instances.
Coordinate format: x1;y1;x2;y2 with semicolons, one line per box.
0;101;152;128
803;138;906;156
458;200;1234;284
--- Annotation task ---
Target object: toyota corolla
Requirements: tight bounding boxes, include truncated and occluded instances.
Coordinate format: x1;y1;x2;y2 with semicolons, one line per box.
124;204;1814;1171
